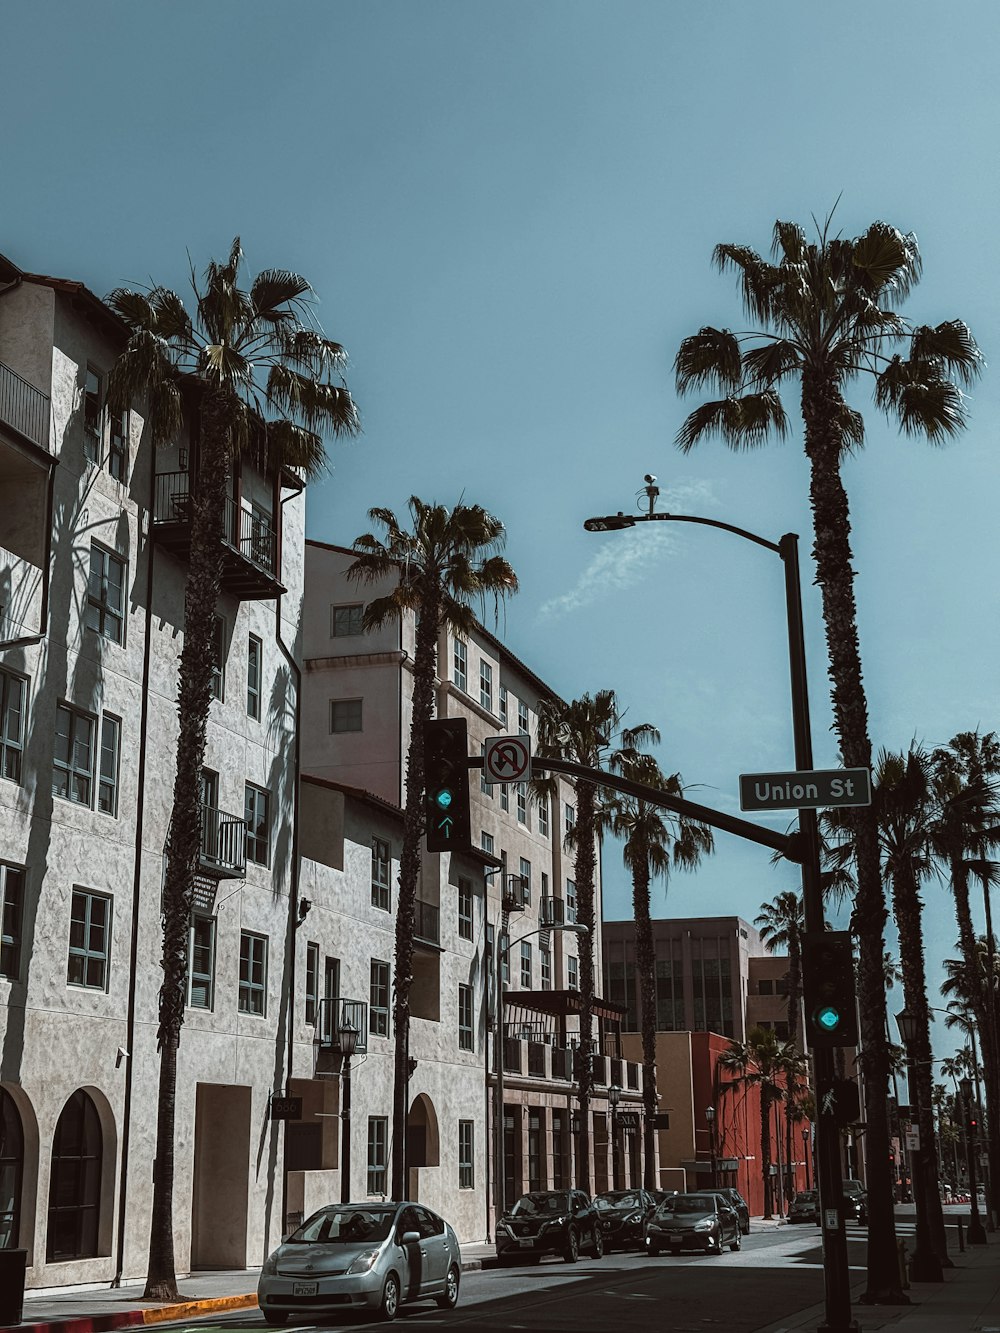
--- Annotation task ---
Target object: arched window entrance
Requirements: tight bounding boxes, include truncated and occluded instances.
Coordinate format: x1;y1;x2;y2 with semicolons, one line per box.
47;1090;102;1261
0;1088;23;1249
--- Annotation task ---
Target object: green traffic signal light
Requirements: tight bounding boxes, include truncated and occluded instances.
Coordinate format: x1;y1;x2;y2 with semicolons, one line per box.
435;788;453;809
816;1005;841;1033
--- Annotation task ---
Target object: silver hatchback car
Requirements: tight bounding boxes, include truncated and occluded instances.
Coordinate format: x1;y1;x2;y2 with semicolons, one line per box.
257;1201;461;1323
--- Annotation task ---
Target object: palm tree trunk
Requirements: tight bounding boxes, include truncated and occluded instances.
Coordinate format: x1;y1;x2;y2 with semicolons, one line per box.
801;369;903;1303
979;879;1000;1224
145;390;229;1299
575;787;598;1196
391;599;440;1199
631;847;658;1188
761;1088;773;1218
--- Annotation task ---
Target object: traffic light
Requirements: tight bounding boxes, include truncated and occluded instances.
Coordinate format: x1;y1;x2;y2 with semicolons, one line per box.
802;930;859;1048
423;717;471;852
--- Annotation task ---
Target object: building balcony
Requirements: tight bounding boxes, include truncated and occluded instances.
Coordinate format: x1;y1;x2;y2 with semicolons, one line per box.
495;1032;641;1090
0;360;50;454
199;803;247;879
152;471;285;601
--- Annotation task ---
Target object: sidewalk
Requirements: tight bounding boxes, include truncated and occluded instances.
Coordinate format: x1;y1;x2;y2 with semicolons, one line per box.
7;1234;999;1333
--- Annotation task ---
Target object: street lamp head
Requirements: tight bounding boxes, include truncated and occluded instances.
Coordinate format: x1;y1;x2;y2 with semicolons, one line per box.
894;1009;919;1048
608;1083;622;1108
560;922;589;937
960;1076;973;1101
338;1020;360;1058
705;1104;715;1125
583;513;636;532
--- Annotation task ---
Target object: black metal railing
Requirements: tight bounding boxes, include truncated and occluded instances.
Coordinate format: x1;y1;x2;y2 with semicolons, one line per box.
528;1042;546;1077
199;803;247;876
0;360;50;451
503;1037;522;1073
154;474;278;577
316;996;369;1054
551;1047;573;1080
413;899;440;945
154;470;192;522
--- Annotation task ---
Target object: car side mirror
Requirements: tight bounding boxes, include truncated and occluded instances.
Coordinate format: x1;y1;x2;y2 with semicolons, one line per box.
399;1229;420;1245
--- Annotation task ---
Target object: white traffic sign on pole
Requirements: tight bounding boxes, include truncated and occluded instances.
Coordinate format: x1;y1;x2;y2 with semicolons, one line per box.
738;767;871;812
485;735;532;783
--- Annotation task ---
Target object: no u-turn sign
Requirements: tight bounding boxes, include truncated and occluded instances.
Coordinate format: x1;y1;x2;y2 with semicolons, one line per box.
485;735;532;783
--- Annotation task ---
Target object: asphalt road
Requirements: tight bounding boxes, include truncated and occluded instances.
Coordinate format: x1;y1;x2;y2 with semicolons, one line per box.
170;1220;894;1333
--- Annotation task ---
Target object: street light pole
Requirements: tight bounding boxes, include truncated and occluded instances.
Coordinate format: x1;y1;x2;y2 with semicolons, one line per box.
338;1019;359;1204
959;1078;987;1244
804;1128;811;1191
894;1011;943;1281
706;1105;717;1190
585;485;856;1333
609;1084;622;1189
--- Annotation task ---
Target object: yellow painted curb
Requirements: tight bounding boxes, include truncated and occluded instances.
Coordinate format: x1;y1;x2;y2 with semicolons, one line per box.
142;1294;258;1324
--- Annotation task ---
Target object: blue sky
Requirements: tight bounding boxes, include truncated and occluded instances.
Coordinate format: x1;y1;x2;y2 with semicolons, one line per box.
4;0;999;1060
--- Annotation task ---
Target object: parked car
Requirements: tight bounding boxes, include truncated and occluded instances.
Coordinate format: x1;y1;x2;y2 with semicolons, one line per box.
644;1192;742;1256
495;1189;605;1264
714;1186;751;1234
842;1191;868;1225
257;1201;461;1324
593;1189;658;1250
787;1190;820;1224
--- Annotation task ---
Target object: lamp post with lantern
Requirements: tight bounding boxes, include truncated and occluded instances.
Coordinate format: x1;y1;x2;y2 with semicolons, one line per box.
705;1105;717;1190
803;1128;811;1191
339;1017;360;1204
609;1084;622;1189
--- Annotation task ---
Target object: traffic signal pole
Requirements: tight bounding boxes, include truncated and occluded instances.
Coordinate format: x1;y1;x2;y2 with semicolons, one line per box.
780;534;856;1333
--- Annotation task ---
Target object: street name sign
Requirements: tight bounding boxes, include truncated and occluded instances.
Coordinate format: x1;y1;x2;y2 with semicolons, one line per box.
739;767;871;812
485;735;532;783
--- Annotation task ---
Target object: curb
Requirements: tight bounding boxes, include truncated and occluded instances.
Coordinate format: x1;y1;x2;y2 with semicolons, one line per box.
4;1294;258;1333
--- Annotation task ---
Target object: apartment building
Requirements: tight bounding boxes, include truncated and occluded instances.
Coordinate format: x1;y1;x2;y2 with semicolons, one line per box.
0;251;307;1286
300;541;643;1229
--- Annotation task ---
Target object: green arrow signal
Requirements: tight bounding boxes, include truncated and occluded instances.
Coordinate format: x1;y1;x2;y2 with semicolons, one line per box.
437;815;453;838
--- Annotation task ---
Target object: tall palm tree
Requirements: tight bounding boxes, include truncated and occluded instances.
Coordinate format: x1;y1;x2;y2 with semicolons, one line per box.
608;747;714;1187
346;498;517;1198
106;240;359;1299
534;689;624;1193
755;891;805;1201
718;1025;800;1217
675;215;980;1304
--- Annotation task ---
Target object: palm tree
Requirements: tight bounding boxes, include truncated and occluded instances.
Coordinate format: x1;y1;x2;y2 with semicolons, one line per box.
755;891;805;1201
608;747;714;1187
675;215;980;1305
718;1025;799;1217
534;689;623;1192
346;498;517;1198
106;240;359;1299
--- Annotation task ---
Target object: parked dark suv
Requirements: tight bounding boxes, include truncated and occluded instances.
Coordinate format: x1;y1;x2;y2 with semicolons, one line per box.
593;1189;658;1250
495;1190;605;1264
715;1187;750;1234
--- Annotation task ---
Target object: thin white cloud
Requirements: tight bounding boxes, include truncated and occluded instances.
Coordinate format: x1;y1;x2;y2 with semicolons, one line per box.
538;525;679;619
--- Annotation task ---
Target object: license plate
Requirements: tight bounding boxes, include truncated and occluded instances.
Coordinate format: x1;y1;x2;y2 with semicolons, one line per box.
519;1238;534;1247
292;1281;318;1296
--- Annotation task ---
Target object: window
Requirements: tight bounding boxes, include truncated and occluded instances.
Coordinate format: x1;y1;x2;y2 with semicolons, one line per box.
210;616;226;701
481;831;494;856
188;914;216;1009
568;955;579;991
330;698;363;733
108;408;127;482
331;603;364;637
458;1121;474;1189
480;660;492;711
541;871;549;900
538;795;549;837
458;984;474;1050
518;701;529;735
324;956;340;1004
86;543;125;645
0;863;24;980
520;941;532;988
247;635;262;719
516;783;529;827
565;879;577;924
367;1117;388;1195
371;837;391;911
540;947;551;991
0;1088;23;1248
305;941;319;1024
47;1091;102;1261
480;741;492;796
565;804;576;838
67;889;111;990
519;857;531;904
453;638;467;692
98;713;120;816
238;931;268;1015
244;783;270;865
0;669;26;783
499;685;508;726
54;705;94;805
370;959;390;1036
458;877;473;940
83;366;102;462
500;782;509;813
500;931;510;985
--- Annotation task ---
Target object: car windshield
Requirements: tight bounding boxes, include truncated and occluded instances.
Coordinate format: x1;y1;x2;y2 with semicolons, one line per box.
594;1192;642;1211
288;1206;396;1244
660;1194;716;1215
511;1192;571;1217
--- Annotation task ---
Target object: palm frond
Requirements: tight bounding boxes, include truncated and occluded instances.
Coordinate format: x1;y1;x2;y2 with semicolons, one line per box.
675;391;789;452
875;359;968;440
741;339;802;390
771;220;808;264
909;321;984;387
106;288;158;330
712;244;781;323
262;419;328;477
850;222;922;300
250;269;312;321
266;364;360;435
674;327;743;394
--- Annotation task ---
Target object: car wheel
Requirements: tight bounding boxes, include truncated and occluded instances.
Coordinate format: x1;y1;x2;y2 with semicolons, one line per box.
262;1315;288;1327
742;1220;750;1235
647;1242;661;1257
564;1226;580;1263
379;1272;400;1321
591;1225;605;1259
730;1230;742;1253
435;1265;460;1310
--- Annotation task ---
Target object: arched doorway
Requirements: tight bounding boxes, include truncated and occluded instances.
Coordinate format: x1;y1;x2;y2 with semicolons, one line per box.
405;1093;440;1200
47;1090;102;1261
0;1088;23;1249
